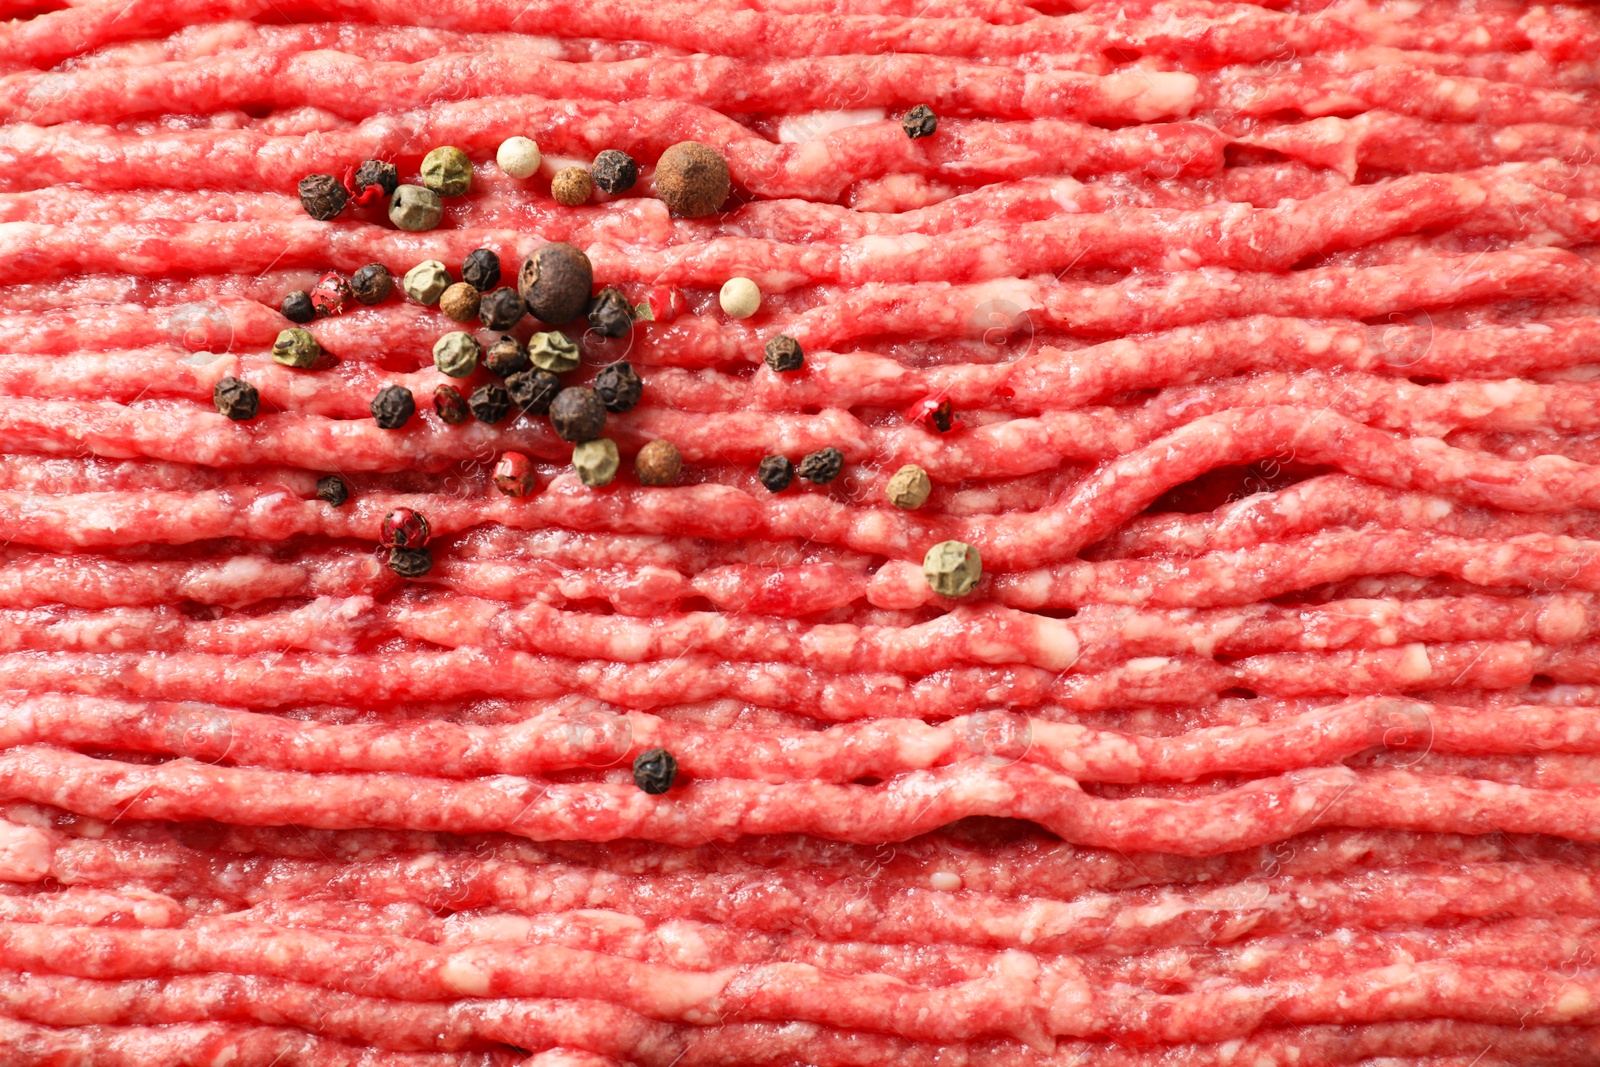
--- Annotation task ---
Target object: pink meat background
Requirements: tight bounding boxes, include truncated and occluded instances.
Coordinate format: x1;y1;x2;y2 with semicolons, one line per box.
3;0;1600;1063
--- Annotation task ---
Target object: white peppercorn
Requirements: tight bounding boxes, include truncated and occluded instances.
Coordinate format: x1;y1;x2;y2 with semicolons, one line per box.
886;464;932;510
719;277;761;319
497;136;542;179
403;260;451;305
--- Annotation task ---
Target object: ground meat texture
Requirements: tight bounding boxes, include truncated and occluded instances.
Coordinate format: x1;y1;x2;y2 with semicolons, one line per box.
7;6;1600;1065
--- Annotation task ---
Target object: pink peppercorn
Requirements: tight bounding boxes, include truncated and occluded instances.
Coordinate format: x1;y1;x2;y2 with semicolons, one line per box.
905;392;960;433
643;286;686;323
493;451;536;497
379;508;430;549
310;271;353;316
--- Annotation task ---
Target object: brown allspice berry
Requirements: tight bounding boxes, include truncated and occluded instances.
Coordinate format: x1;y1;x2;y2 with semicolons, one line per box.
438;282;481;323
551;166;594;207
635;439;682;487
654;141;730;218
518;242;593;325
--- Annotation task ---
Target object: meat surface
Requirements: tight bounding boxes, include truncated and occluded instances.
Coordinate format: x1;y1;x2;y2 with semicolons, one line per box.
3;0;1600;1063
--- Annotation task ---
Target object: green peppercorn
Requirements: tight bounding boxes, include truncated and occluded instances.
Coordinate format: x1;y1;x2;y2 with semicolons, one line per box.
591;149;639;195
421;145;473;197
586;286;634;338
462;248;501;291
484;335;530;378
298;173;346;220
573;438;619;487
902;104;937;139
923;539;981;598
478;287;525;332
433;383;470;425
527;330;580;374
403;260;451;305
469;383;511;424
370;384;415;429
550;386;605;443
519;242;593;325
764;334;804;373
353;159;398;198
213;377;258;421
389;185;443;231
757;455;793;492
388;546;432;578
432;331;482;378
507;369;561;415
281;291;314;324
350;263;393;305
797;446;843;484
593;360;642;413
632;747;677;794
271;327;321;369
316;474;349;507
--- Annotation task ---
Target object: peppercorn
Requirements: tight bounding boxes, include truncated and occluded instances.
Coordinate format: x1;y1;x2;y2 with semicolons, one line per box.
380;507;430;548
389;185;443;231
310;271;352;317
350;263;393;305
719;277;761;319
591;149;638;194
637;286;686;323
298;173;346;220
507;369;561;415
370;384;416;429
654;141;729;218
527;330;580;374
519;242;593;325
387;546;432;578
271;327;321;369
764;334;803;373
594;360;642;413
281;290;315;324
886;464;932;510
551;166;593;207
484;335;530;378
923;539;981;598
797;446;843;484
353;159;398;198
549;386;605;443
572;438;619;487
403;260;451;305
494;451;536;496
438;282;481;323
421;145;473;197
213;376;258;421
635;439;682;487
586;286;634;338
902;104;937;139
757;455;793;492
315;474;349;507
632;747;677;794
462;248;501;291
433;383;470;425
432;332;481;378
469;383;511;424
478;287;525;332
497;136;541;179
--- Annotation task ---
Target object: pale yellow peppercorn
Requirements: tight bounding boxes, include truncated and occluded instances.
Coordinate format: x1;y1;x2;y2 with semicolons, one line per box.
573;438;620;487
719;277;761;319
886;464;932;510
923;540;981;598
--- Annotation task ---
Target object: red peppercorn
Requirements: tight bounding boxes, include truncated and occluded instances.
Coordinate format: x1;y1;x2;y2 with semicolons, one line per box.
310;271;352;317
493;451;536;497
643;286;686;324
905;392;961;433
379;508;430;549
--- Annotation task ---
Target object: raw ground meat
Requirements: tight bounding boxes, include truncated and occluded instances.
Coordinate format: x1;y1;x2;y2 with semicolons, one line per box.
3;0;1600;1063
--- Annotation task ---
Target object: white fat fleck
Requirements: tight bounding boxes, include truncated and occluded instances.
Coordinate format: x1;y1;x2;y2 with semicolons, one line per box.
439;953;493;997
777;108;887;144
0;820;52;882
1034;618;1081;671
1397;643;1432;684
1554;986;1594;1019
208;1047;239;1067
1125;656;1171;673
930;870;963;892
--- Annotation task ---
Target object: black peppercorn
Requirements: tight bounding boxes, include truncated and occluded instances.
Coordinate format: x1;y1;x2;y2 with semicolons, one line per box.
387;546;433;578
764;334;804;373
591;149;639;195
478;287;526;332
350;263;393;305
213;376;259;421
902;104;937;139
549;386;606;443
298;173;347;220
506;369;561;416
757;455;793;492
281;290;315;324
593;360;643;413
315;474;349;507
586;286;634;338
519;242;593;325
353;159;399;198
469;383;511;424
484;335;530;378
797;446;843;484
433;383;470;425
462;248;501;291
632;747;677;794
370;384;415;429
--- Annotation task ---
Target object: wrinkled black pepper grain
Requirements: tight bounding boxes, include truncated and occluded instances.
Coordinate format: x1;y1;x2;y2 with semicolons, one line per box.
484;335;531;378
763;334;804;373
549;386;606;443
632;748;678;794
298;173;347;220
213;377;259;421
350;263;393;305
387;546;433;578
902;104;937;139
591;149;639;195
370;384;416;429
353;159;399;197
593;360;643;413
462;248;502;291
315;475;349;507
757;455;794;492
797;446;844;484
281;291;315;323
478;287;526;331
433;384;470;425
469;383;512;424
506;369;562;415
586;286;635;338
